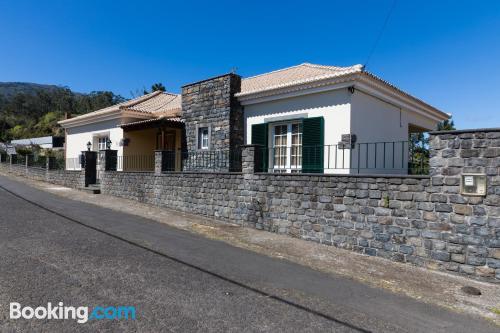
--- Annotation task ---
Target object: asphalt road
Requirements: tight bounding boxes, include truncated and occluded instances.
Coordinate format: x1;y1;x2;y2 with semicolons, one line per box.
0;175;497;332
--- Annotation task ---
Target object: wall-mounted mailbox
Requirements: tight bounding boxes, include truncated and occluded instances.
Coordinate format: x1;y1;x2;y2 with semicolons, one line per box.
460;173;487;196
338;134;357;149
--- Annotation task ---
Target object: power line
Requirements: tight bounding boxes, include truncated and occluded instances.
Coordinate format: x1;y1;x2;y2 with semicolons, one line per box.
364;0;398;69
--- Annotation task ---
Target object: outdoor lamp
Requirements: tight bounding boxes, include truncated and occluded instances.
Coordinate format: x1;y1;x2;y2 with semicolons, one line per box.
86;141;92;151
106;138;112;150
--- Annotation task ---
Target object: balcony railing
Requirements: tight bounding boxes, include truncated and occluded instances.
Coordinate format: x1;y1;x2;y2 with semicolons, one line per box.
257;141;428;175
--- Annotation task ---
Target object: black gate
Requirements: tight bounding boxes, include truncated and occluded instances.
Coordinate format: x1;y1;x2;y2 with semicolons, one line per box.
83;151;97;186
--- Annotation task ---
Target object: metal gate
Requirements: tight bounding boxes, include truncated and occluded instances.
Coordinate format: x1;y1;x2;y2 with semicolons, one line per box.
83;151;97;187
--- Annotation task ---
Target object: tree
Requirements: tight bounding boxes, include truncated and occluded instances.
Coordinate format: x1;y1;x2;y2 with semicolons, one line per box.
0;87;125;141
408;117;456;174
409;131;429;175
131;83;166;97
151;83;166;92
437;119;456;131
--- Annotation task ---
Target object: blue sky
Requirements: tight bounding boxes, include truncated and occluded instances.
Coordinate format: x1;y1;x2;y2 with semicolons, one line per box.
1;0;499;129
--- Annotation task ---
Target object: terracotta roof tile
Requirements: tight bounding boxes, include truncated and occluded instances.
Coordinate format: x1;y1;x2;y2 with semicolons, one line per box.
239;63;364;96
59;91;181;125
122;93;181;117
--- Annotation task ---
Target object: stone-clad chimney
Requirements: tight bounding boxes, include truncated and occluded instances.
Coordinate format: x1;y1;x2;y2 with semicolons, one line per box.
181;73;243;153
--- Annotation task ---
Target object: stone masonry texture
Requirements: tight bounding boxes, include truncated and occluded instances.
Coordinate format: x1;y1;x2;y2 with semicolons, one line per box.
0;161;84;189
181;74;243;171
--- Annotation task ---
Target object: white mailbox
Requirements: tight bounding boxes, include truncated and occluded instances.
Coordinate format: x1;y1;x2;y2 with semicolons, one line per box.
460;174;487;196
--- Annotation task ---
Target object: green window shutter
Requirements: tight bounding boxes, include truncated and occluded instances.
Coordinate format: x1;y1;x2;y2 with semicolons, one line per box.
302;117;324;173
251;123;268;172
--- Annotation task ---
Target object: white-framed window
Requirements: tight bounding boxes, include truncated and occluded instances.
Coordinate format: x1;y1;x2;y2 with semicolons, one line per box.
273;124;287;171
198;127;209;150
98;136;109;150
272;122;302;173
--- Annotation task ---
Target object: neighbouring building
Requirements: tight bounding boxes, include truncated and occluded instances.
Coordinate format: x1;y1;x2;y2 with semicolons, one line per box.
58;63;449;175
10;135;65;149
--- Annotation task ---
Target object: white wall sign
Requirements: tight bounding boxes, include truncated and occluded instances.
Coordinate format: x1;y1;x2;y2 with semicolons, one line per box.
464;176;474;187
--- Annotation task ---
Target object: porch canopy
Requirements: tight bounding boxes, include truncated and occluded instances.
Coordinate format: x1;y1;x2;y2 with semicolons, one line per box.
120;117;184;150
119;117;184;171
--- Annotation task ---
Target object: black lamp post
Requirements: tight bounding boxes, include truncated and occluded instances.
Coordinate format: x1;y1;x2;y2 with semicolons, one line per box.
106;138;112;150
86;141;92;151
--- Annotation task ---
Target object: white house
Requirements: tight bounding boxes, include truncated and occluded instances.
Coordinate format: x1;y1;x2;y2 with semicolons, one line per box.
58;91;181;170
239;63;449;174
59;63;449;175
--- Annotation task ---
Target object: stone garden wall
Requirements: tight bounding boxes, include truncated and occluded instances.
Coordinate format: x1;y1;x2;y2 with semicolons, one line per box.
0;161;84;188
101;171;248;223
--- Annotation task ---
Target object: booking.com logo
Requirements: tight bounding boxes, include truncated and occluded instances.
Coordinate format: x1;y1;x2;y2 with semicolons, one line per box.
10;302;136;324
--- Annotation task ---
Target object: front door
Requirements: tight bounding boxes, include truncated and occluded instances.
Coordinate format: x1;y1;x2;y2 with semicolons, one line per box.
163;131;176;171
95;136;108;183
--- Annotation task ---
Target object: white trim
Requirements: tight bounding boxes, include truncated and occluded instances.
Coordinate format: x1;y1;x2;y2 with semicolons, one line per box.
195;124;211;151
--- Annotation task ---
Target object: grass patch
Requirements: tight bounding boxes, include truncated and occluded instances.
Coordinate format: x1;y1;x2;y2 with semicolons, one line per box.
490;307;500;316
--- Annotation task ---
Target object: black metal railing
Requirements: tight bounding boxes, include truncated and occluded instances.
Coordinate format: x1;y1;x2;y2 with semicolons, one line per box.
12;154;27;166
172;149;242;172
1;154;82;170
26;155;47;168
257;141;428;175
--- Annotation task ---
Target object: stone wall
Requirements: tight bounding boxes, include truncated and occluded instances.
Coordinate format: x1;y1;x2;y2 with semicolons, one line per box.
0;161;84;189
101;171;248;223
4;163;47;181
181;73;243;171
46;169;85;188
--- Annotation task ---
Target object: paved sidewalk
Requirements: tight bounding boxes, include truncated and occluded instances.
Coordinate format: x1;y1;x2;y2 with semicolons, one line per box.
1;171;499;327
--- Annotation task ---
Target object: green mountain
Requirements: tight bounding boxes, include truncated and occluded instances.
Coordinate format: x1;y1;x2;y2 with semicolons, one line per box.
0;82;125;142
0;82;66;99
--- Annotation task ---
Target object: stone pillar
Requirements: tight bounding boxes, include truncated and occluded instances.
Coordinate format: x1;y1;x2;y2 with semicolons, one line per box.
154;150;163;175
429;129;500;186
242;145;259;177
428;128;500;279
155;150;179;174
101;149;117;171
181;73;243;172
